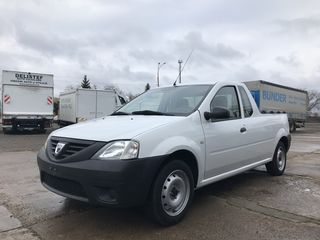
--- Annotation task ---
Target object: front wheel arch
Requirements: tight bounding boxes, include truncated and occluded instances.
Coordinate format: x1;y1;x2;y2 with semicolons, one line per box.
161;150;199;188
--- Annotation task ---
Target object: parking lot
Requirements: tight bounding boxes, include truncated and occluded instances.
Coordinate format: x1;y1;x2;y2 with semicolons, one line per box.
0;123;319;240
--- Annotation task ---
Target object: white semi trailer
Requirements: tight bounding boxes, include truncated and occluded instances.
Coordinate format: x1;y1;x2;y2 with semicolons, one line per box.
1;70;54;133
59;88;126;126
244;80;308;132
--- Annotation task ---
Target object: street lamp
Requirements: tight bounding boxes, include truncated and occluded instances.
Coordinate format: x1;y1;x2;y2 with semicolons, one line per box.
178;59;183;84
157;62;166;87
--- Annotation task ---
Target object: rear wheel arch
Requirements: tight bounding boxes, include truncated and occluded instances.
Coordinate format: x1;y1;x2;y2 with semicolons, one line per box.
146;149;199;203
279;136;289;152
266;141;287;176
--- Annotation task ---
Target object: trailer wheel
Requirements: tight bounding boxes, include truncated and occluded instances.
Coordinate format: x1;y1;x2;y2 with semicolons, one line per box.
3;128;9;134
289;120;296;133
39;127;47;134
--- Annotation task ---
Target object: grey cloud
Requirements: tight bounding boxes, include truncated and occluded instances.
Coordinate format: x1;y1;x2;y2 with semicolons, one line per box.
231;65;261;82
1;0;320;95
14;24;80;58
276;54;301;68
173;32;244;68
89;65;154;87
128;49;175;64
268;71;306;90
127;32;245;82
275;17;320;35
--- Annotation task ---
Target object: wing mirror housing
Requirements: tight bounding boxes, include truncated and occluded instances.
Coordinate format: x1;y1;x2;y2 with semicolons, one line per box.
204;107;230;121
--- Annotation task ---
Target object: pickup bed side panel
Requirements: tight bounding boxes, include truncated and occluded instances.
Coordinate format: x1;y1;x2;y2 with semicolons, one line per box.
273;114;290;149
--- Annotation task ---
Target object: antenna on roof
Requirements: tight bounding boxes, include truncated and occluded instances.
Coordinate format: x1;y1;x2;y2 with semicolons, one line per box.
173;49;194;86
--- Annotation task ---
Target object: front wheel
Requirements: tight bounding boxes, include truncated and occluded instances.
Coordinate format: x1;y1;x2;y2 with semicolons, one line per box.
148;160;194;226
266;142;287;176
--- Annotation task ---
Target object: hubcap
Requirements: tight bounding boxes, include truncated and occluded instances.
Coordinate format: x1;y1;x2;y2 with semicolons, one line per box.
277;146;286;171
161;170;190;216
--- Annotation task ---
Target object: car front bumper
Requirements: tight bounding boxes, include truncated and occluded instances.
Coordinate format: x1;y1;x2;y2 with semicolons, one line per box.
37;147;166;207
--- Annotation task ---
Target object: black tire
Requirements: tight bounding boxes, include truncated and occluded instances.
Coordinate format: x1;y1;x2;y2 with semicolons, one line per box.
266;141;287;176
289;120;296;133
39;126;47;134
147;160;194;226
3;128;9;134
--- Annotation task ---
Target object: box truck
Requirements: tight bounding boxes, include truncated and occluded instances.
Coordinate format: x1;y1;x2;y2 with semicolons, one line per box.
59;88;126;126
244;80;308;132
1;70;54;133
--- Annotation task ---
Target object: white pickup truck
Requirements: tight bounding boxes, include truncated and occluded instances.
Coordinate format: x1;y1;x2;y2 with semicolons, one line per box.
37;82;291;226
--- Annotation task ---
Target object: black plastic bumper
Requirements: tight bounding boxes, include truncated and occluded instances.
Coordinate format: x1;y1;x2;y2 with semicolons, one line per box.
37;147;167;207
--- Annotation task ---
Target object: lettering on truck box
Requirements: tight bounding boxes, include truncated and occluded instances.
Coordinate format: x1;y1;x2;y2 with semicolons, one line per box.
2;70;53;87
263;91;286;103
251;90;306;107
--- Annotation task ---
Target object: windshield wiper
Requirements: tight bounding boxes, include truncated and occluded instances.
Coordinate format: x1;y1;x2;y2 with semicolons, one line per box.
111;111;130;116
131;110;174;116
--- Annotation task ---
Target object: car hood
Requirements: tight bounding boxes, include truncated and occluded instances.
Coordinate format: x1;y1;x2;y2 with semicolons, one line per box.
52;115;183;142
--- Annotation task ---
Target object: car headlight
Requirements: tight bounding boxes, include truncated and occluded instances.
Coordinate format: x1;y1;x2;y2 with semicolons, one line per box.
92;140;139;160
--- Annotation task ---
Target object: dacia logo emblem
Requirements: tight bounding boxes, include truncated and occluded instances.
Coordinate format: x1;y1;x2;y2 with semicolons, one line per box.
55;142;66;156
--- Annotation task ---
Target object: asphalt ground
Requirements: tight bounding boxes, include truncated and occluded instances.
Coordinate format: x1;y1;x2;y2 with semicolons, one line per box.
0;123;319;239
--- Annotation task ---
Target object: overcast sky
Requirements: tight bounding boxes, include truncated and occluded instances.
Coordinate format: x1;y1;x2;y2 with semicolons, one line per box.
0;0;320;95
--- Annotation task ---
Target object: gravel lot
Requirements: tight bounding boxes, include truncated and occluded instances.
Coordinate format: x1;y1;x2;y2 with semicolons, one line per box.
0;123;319;239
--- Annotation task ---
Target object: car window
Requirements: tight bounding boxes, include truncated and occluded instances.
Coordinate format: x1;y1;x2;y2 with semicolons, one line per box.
239;86;253;117
210;86;241;120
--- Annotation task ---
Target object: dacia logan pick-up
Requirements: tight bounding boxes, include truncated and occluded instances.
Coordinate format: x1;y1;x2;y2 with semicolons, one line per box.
37;82;291;226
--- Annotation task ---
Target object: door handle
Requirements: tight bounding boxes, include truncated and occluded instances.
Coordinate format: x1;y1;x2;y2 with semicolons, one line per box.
240;127;247;133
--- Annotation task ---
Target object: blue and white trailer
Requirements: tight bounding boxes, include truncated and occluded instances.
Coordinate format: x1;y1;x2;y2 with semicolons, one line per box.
244;80;308;132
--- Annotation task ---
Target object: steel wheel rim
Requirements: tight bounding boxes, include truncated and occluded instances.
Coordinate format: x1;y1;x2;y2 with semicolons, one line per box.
161;170;190;216
277;146;286;171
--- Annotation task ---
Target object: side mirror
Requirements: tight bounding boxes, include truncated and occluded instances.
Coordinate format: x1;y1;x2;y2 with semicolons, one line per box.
204;107;230;121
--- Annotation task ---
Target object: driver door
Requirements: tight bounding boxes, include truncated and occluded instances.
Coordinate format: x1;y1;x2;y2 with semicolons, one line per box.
202;86;248;179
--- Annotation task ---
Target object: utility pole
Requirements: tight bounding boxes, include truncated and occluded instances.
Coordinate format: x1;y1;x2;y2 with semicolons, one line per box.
157;62;166;87
178;59;183;84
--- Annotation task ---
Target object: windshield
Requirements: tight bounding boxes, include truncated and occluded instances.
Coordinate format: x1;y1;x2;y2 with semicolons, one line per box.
114;85;212;116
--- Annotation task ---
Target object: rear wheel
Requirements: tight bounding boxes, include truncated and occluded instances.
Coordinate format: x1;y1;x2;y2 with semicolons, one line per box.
148;160;194;226
266;142;287;176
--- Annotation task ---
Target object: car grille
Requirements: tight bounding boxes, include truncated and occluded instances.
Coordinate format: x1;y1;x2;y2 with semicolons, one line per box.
41;172;87;199
49;137;95;160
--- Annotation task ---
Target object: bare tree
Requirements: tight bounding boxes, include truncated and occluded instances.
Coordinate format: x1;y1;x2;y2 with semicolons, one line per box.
308;90;320;111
